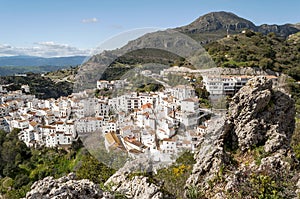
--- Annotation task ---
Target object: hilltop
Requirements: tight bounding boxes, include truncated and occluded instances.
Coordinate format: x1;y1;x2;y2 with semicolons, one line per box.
176;11;299;43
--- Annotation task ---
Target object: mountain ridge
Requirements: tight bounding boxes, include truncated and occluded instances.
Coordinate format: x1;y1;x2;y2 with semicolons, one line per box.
176;11;300;43
0;55;86;67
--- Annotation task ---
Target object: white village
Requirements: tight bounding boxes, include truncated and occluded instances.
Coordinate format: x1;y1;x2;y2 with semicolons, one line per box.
0;67;279;164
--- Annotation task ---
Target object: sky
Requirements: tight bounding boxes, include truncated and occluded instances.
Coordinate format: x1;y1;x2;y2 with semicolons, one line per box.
0;0;299;57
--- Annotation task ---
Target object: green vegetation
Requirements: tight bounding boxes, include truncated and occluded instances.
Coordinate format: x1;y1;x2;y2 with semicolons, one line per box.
291;118;300;161
45;66;78;83
101;66;133;81
205;30;300;81
166;73;190;87
110;48;185;67
0;73;73;99
226;167;295;199
136;83;164;93
0;129;115;198
0;65;76;77
97;48;187;82
252;146;269;166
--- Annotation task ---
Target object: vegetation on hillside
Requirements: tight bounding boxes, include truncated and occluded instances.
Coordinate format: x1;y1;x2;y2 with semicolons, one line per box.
0;129;115;198
127;151;196;199
45;66;79;83
205;30;300;80
0;65;76;77
99;48;187;81
0;73;73;99
110;48;184;67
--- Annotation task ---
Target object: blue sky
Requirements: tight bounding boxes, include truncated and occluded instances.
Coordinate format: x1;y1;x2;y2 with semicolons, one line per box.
0;0;299;57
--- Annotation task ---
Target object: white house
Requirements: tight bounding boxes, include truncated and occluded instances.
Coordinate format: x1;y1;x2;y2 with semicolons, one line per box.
97;80;110;90
160;138;177;154
169;85;196;101
181;98;199;113
75;117;103;134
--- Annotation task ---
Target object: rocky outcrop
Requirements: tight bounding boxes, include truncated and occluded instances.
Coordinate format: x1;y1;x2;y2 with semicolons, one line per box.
224;76;295;153
24;173;110;199
179;11;256;33
185;116;226;190
105;159;166;199
108;176;163;199
185;76;298;198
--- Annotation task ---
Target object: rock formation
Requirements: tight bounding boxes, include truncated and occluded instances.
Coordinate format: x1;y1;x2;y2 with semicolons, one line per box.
225;76;295;153
23;173;111;199
186;76;298;198
104;159;166;199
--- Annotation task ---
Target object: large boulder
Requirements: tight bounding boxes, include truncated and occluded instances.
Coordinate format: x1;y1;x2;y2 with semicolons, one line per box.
224;76;295;153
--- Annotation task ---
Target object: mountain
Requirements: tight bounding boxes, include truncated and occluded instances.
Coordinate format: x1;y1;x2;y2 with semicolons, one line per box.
75;11;300;91
0;55;86;67
176;11;300;43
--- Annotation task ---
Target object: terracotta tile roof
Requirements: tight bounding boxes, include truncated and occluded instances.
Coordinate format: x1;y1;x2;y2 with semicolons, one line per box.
29;121;38;127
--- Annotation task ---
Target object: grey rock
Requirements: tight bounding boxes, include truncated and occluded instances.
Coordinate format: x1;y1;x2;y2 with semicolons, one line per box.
185;76;297;197
186;116;227;190
24;173;104;199
105;159;166;199
224;76;295;152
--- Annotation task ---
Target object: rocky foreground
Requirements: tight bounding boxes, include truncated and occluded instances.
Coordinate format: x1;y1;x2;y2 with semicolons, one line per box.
25;76;299;199
186;76;298;198
23;173;112;199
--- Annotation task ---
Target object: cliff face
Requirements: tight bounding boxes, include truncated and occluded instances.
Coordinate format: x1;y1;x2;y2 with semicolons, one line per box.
186;76;298;198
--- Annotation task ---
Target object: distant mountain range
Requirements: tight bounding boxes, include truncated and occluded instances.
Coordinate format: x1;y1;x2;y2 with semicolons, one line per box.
0;55;86;67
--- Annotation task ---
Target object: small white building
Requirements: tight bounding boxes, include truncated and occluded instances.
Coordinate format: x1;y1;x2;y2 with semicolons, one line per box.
97;80;110;90
160;138;177;154
169;85;196;101
181;98;199;113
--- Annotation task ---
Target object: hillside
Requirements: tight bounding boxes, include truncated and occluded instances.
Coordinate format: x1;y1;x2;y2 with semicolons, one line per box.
0;73;73;99
78;12;300;86
205;30;300;80
2;11;300;199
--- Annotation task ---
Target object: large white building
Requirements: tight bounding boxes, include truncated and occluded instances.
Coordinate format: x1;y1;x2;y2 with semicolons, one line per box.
168;85;196;101
75;117;103;134
202;75;251;99
202;75;279;100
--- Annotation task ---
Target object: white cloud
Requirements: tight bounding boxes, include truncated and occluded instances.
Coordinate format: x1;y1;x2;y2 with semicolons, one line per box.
0;42;91;57
81;17;98;24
